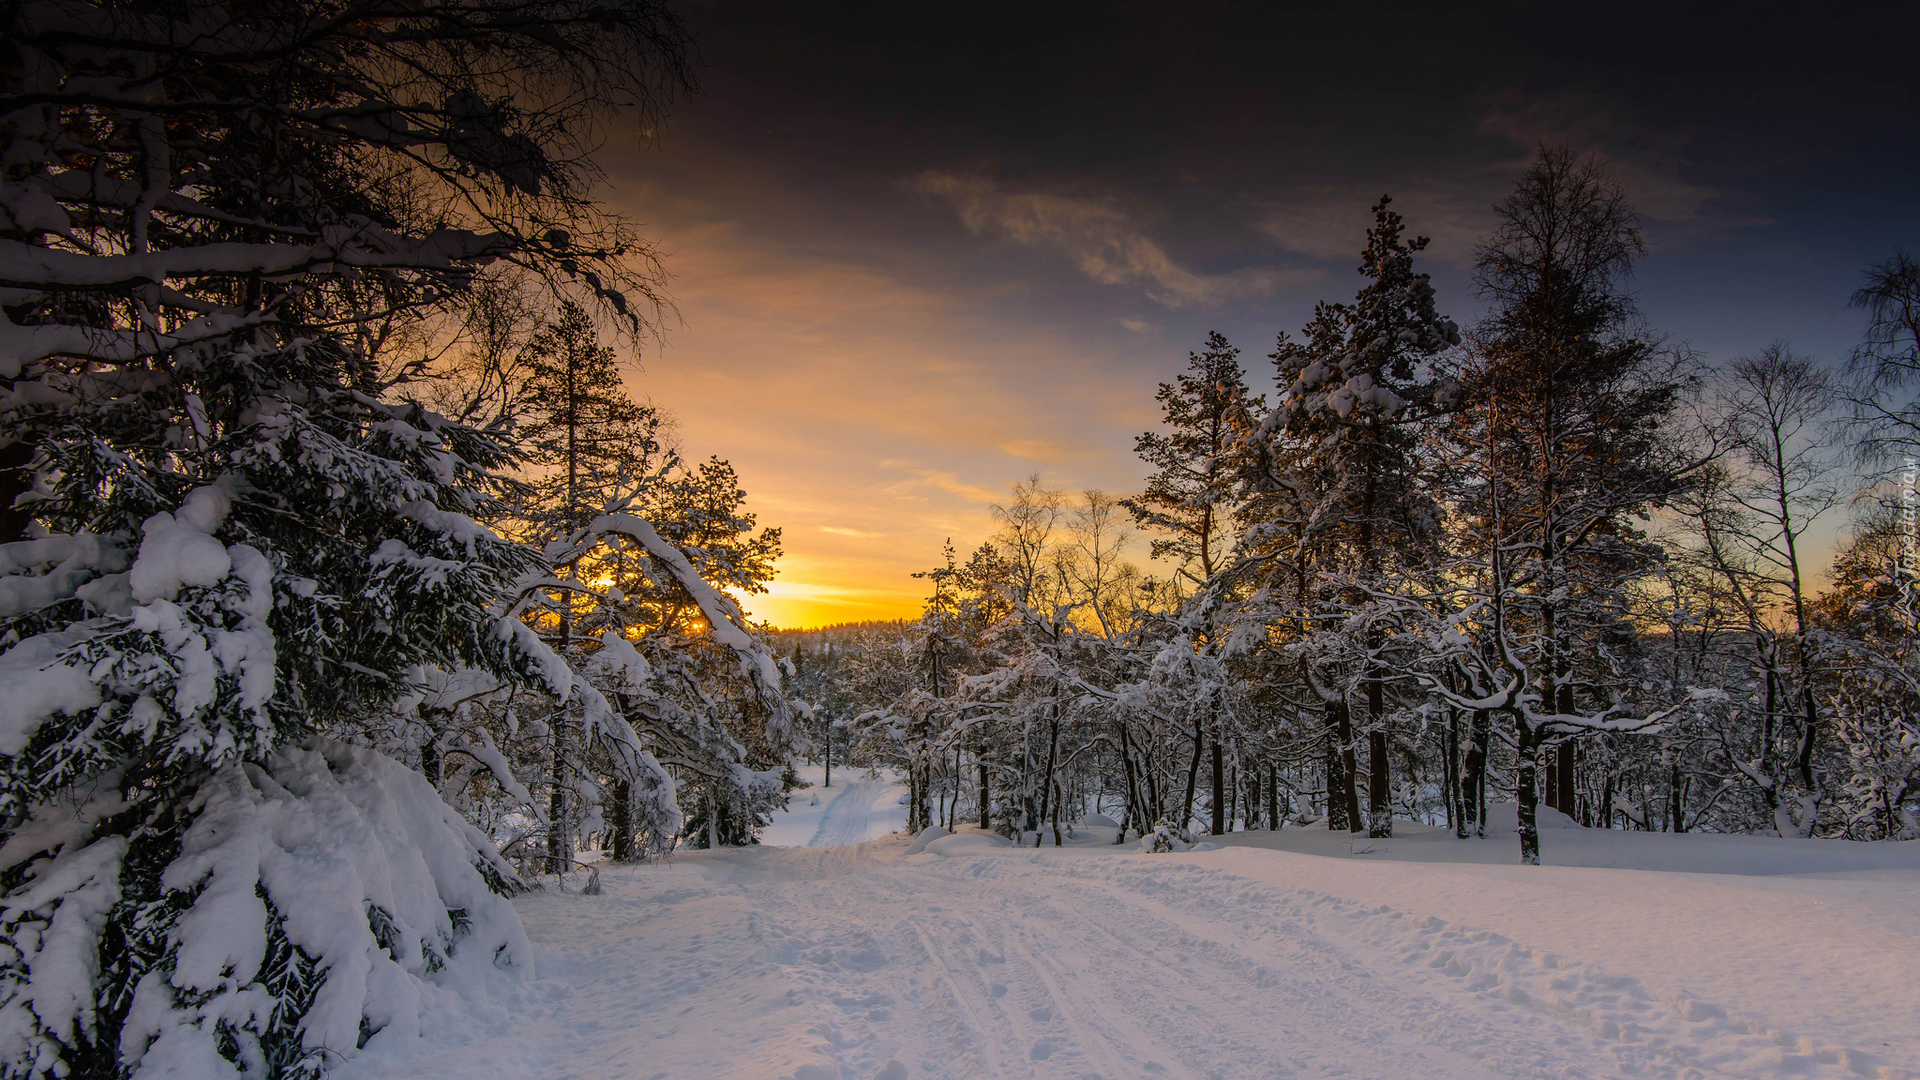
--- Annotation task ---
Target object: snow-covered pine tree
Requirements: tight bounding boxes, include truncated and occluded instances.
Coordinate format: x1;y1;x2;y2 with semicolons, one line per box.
1123;332;1264;588
0;0;721;1073
507;298;667;869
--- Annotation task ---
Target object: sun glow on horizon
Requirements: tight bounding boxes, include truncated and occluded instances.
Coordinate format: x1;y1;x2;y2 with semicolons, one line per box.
739;575;925;629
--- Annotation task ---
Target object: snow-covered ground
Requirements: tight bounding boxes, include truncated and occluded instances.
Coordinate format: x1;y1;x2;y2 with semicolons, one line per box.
758;764;910;848
340;811;1920;1080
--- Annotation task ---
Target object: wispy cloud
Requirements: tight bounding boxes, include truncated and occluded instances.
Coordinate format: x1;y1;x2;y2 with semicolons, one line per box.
886;465;1007;506
818;525;880;538
914;171;1311;309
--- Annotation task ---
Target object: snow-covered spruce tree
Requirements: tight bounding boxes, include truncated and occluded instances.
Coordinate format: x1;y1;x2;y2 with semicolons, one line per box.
0;0;705;1073
1230;196;1458;837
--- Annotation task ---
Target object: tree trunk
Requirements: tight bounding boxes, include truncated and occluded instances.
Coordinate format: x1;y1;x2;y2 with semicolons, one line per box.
1037;711;1060;846
1598;770;1613;832
549;723;568;875
1325;705;1350;831
1052;781;1063;847
1446;709;1463;837
1118;724;1142;837
1367;730;1392;838
1556;741;1576;817
1670;761;1687;833
1366;665;1392;838
1268;760;1280;829
706;786;721;850
1181;718;1203;836
1516;716;1541;865
1336;702;1362;832
1210;739;1224;836
610;779;632;861
1466;710;1490;838
979;762;990;830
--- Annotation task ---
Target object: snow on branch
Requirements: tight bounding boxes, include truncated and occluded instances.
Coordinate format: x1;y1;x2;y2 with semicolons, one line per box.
584;513;792;743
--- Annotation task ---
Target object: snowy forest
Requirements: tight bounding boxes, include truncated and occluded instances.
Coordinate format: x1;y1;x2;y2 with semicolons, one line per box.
0;0;1916;1077
790;179;1920;864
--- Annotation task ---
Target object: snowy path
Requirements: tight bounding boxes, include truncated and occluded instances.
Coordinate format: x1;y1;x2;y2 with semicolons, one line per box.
340;826;1919;1080
806;778;892;848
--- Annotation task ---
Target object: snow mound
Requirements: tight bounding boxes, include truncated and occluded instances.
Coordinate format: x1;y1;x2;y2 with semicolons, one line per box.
902;827;950;855
921;831;1013;858
1076;812;1121;828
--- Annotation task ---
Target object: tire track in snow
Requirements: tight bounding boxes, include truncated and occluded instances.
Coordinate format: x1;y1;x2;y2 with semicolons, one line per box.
807;778;890;848
754;850;1504;1079
1034;855;1911;1080
343;840;1913;1080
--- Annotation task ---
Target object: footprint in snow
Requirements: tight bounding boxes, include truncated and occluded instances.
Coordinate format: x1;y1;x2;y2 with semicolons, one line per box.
875;1061;907;1080
1029;1006;1052;1021
989;983;1007;998
1029;1042;1053;1061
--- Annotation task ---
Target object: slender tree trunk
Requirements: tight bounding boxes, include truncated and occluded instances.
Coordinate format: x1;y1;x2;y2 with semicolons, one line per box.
979;762;990;830
1181;718;1204;836
908;767;921;835
1036;711;1060;846
1336;702;1362;832
706;786;720;850
1119;724;1142;837
1268;760;1280;829
1598;770;1613;832
1556;741;1576;817
1670;762;1687;833
1210;740;1224;835
1052;782;1063;847
1446;709;1463;837
1466;710;1490;838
